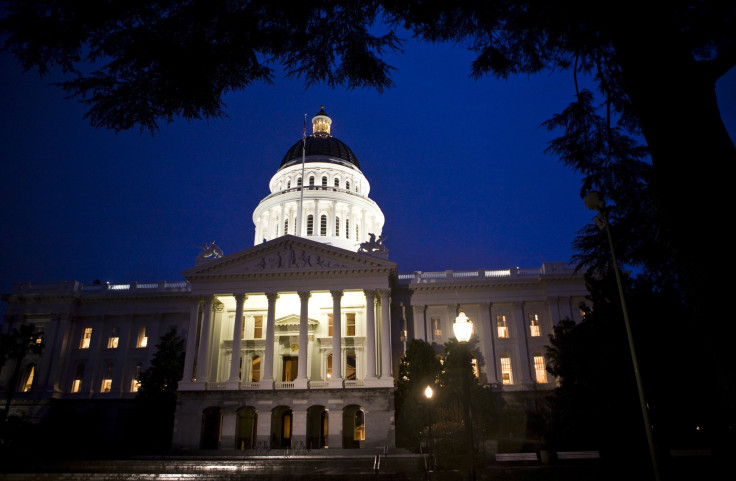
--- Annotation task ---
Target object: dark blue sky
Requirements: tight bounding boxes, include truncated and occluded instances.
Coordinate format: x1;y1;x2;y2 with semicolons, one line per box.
2;38;735;296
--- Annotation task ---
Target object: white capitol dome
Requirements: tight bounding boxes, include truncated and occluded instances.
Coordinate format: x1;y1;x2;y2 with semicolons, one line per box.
253;107;385;252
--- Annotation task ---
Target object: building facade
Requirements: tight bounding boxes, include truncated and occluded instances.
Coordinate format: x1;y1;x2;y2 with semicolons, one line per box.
0;108;588;451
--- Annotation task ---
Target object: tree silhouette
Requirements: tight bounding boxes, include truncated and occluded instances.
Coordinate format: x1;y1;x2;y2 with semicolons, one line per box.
0;323;44;424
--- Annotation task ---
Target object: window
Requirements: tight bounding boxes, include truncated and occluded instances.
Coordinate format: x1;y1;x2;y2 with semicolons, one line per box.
534;355;547;383
107;327;119;349
287;180;291;189
79;327;92;349
328;314;333;337
297;176;302;186
529;314;541;337
253;315;263;339
334;178;339;188
20;365;35;392
307;215;314;236
346;181;350;190
346;313;356;336
354;410;365;441
284;218;289;235
320;214;327;236
71;364;84;393
501;357;513;385
346;352;357;380
335;217;340;237
309;176;315;186
327;354;333;379
101;363;113;393
496;315;509;338
345;219;350;239
432;317;442;338
136;326;148;348
251;356;261;382
131;363;142;392
35;327;43;345
322;176;327;186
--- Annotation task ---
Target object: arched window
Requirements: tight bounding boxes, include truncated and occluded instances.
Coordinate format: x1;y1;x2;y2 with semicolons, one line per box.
335;217;340;237
297;177;302;187
345;219;350;239
322;176;328;186
309;176;315;186
334;178;340;188
307;215;314;236
320;215;327;236
354;410;365;441
346;180;350;190
287;180;291;189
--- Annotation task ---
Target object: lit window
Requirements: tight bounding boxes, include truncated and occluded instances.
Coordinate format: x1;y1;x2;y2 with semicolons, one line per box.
251;356;261;382
137;326;148;348
322;176;327;186
354;410;365;441
327;354;333;379
501;357;513;385
101;363;113;393
346;352;357;380
131;363;142;392
71;364;85;393
345;219;350;239
307;215;314;236
35;327;43;345
328;314;333;337
79;327;92;349
107;327;120;349
320;214;327;236
534;355;547;383
529;314;541;337
432;317;442;338
20;365;35;392
335;217;340;237
496;315;509;338
346;313;356;336
253;315;263;339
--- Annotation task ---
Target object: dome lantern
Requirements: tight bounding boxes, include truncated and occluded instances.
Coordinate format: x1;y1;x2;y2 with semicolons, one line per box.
312;106;332;137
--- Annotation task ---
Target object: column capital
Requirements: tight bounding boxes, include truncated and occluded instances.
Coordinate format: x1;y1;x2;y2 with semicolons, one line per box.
234;293;248;302
266;292;280;303
377;288;391;299
363;288;375;298
298;291;312;301
331;289;344;300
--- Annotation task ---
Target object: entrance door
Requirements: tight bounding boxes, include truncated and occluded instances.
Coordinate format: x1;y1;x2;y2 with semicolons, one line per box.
282;356;298;382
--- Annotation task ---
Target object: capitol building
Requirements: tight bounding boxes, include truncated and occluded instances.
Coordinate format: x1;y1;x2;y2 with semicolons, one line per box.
1;108;588;451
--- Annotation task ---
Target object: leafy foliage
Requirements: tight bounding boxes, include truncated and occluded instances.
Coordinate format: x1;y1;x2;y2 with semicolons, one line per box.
1;323;44;424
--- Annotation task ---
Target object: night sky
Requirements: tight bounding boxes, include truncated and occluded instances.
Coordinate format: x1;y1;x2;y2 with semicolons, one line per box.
2;37;735;302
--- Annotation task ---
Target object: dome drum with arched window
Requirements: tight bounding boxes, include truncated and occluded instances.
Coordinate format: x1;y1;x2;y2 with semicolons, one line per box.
253;107;385;252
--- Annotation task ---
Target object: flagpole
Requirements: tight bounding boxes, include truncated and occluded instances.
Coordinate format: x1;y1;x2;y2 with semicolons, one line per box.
297;113;307;237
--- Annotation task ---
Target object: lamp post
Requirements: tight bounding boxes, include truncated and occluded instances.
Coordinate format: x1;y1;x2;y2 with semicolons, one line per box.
585;191;661;481
453;311;475;481
424;385;434;468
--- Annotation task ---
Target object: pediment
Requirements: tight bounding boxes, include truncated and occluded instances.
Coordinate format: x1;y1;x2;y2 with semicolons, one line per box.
275;314;319;327
183;235;396;280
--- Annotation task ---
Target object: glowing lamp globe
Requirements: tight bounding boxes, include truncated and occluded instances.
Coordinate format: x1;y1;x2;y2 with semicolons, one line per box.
424;385;433;400
453;311;473;343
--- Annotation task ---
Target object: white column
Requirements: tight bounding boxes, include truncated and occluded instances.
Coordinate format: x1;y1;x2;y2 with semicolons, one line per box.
260;292;278;388
361;209;367;241
196;296;214;384
364;289;377;380
330;201;336;237
330;290;343;387
181;299;201;387
296;291;310;388
411;304;426;342
228;293;247;386
379;289;392;379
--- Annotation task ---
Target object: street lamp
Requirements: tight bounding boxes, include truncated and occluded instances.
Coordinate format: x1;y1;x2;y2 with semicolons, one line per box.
585;191;661;481
453;310;475;481
424;385;434;468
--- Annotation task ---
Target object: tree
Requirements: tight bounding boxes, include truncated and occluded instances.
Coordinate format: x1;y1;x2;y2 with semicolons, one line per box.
0;323;44;425
132;327;185;452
